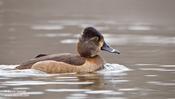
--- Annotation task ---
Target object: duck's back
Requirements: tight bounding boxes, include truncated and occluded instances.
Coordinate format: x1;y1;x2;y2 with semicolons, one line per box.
16;53;86;69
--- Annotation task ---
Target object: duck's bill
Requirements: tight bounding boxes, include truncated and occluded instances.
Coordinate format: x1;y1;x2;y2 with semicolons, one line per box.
101;42;120;54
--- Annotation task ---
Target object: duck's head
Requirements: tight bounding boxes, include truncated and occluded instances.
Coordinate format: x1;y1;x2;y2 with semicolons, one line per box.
77;27;120;58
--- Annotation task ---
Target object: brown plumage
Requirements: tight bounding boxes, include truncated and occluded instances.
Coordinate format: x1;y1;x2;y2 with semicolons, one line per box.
31;55;104;73
16;27;120;73
16;53;86;69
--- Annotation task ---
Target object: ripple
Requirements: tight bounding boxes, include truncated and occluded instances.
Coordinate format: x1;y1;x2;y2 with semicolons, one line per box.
139;68;175;72
0;89;43;97
85;90;123;95
109;80;129;83
0;86;7;88
31;25;64;30
48;19;116;26
98;63;130;74
60;39;78;44
36;33;71;38
127;25;152;31
0;78;11;80
119;87;141;91
0;64;129;78
144;75;158;77
0;69;47;78
13;87;30;90
0;65;18;70
70;93;87;97
160;65;175;68
105;34;175;45
105;98;127;99
47;89;123;96
135;64;158;66
0;65;49;77
147;81;175;86
55;76;79;82
56;76;78;79
25;91;44;95
46;89;91;92
2;81;94;86
67;93;87;99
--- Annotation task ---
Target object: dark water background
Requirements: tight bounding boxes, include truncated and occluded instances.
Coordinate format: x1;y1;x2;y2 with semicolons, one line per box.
0;0;175;99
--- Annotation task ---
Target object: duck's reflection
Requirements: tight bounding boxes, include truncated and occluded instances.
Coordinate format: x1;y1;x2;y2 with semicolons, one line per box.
76;73;106;90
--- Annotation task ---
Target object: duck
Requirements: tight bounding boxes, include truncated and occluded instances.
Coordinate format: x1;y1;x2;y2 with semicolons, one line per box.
16;27;120;73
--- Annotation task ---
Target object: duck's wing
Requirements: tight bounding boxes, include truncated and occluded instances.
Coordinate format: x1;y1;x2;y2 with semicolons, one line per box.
16;53;85;69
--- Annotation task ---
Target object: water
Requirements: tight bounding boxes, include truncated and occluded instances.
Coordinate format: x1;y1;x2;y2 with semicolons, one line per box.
0;0;175;99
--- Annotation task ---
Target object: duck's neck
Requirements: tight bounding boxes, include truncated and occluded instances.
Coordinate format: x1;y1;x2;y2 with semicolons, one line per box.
76;55;104;72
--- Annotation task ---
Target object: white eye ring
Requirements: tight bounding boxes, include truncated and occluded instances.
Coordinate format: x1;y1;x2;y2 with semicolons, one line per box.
89;36;99;41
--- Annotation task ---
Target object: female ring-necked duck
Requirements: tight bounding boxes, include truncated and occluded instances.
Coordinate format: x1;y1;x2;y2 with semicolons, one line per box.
16;27;120;73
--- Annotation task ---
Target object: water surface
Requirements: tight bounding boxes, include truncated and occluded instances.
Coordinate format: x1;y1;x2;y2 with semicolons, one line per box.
0;0;175;99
